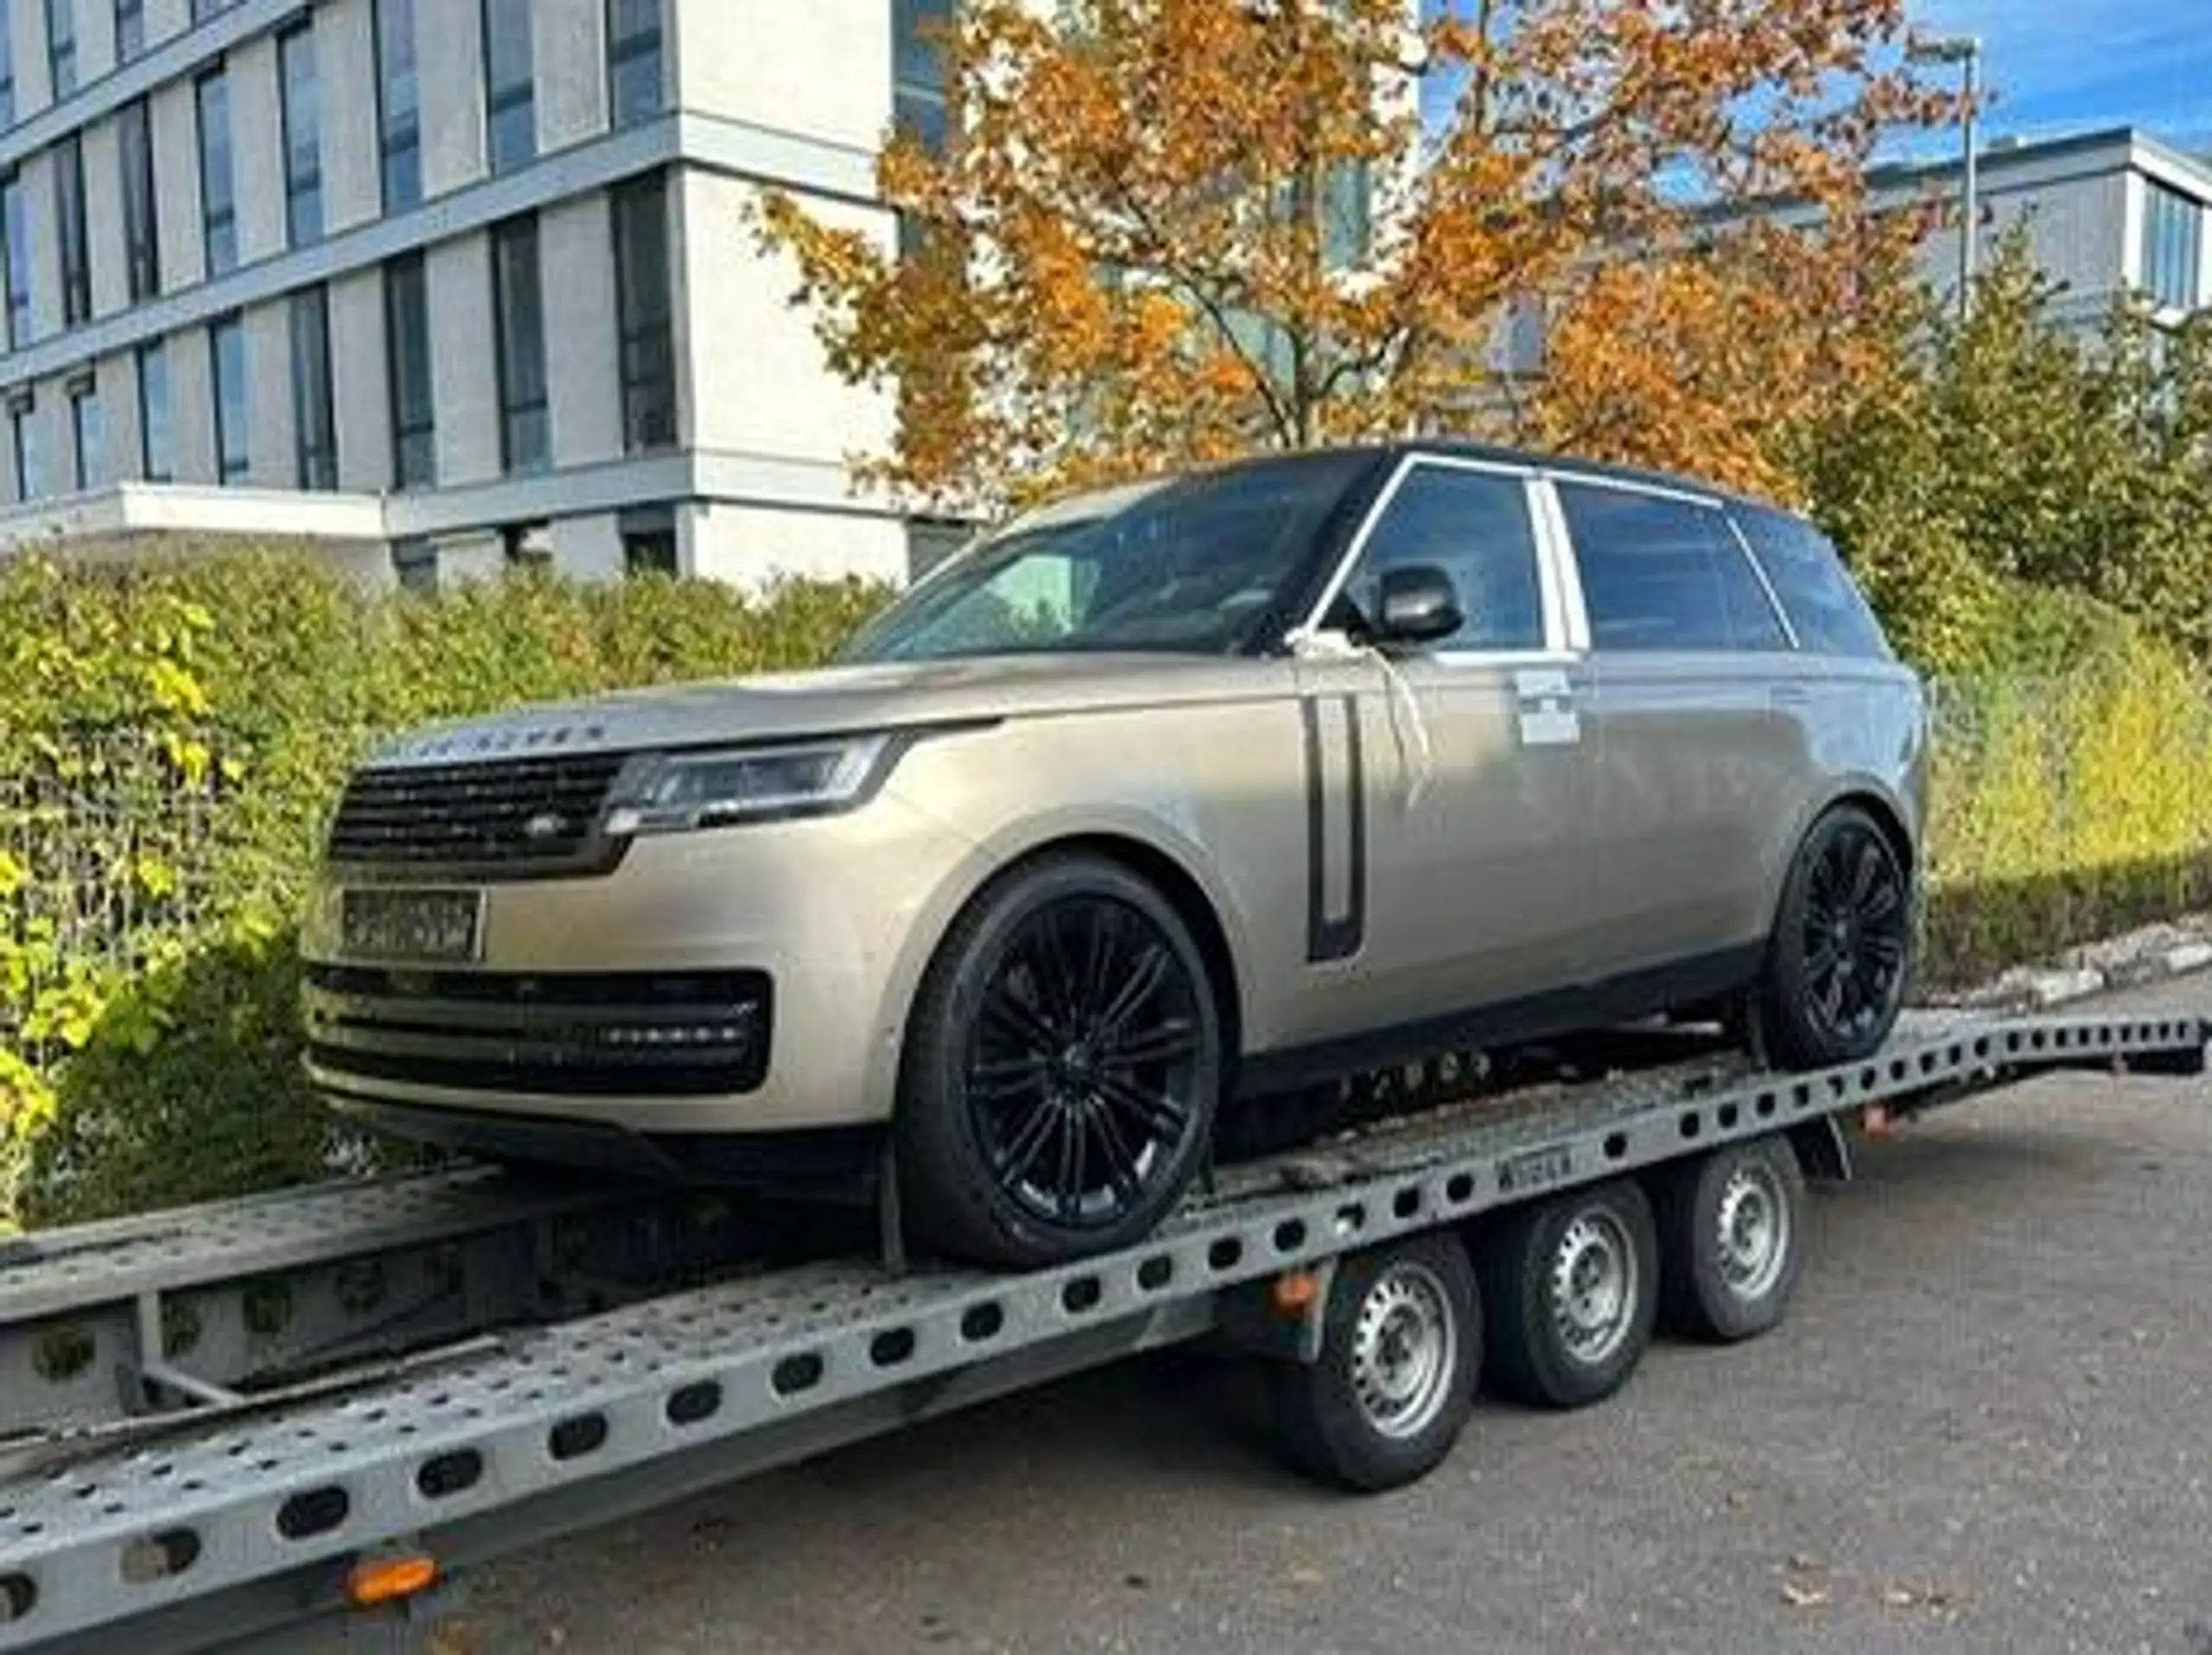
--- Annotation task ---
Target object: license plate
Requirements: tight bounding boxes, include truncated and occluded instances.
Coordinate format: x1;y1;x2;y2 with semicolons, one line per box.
340;888;484;964
1497;1145;1573;1195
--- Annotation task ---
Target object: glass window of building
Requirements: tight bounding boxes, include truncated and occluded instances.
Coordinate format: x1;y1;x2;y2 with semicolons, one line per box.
210;312;247;483
374;0;422;213
45;0;76;101
137;339;171;481
492;214;550;474
197;68;237;276
290;286;337;489
607;0;663;129
385;251;435;487
612;174;675;452
481;0;535;175
69;379;103;493
119;98;160;302
279;22;323;247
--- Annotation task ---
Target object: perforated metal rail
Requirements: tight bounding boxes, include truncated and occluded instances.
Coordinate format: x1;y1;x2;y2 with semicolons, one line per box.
0;1009;2202;1654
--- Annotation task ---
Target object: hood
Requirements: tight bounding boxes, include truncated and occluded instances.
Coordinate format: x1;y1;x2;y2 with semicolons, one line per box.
364;652;1288;767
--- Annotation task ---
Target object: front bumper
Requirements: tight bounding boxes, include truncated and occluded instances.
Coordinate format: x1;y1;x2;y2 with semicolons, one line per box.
300;787;988;1136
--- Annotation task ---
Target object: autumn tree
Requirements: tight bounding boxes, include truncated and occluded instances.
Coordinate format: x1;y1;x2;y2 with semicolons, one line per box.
754;0;1957;517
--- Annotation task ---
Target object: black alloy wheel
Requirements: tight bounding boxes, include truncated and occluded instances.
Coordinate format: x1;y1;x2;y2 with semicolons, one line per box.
898;854;1222;1268
1758;804;1914;1070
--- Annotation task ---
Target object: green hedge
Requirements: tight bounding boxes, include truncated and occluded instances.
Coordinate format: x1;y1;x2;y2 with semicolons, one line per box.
3;545;2209;1226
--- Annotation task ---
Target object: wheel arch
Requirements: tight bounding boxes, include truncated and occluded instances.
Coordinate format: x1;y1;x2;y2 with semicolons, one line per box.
868;818;1253;1118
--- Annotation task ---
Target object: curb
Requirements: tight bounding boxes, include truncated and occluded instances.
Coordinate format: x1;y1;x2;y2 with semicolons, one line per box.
1924;916;2212;1015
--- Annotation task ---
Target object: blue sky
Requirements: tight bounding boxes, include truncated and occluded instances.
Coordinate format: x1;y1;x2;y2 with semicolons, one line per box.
1906;0;2212;157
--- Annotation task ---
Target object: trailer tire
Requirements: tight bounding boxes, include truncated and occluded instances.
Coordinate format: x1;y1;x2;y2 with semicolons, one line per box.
1274;1233;1480;1493
1478;1180;1657;1410
1656;1134;1805;1343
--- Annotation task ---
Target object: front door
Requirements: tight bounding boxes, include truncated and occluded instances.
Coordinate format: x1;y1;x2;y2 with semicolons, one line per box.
1287;455;1598;1046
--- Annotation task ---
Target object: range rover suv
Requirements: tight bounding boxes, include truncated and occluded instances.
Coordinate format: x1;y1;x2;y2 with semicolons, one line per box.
302;442;1927;1268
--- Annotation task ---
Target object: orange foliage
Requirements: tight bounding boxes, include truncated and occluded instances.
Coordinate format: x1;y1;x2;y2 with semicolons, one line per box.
754;0;1958;514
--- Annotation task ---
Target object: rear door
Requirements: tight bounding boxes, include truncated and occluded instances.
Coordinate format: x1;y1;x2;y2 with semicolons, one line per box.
1547;474;1815;983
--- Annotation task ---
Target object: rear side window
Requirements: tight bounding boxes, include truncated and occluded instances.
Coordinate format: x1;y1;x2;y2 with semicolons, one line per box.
1729;506;1893;660
1554;481;1788;653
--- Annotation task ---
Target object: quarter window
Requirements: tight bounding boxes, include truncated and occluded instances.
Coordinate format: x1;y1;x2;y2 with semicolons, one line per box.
1556;481;1788;653
1730;505;1891;660
1343;463;1545;652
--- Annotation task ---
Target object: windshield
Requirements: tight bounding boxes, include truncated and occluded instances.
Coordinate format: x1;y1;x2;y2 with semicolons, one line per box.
838;451;1373;664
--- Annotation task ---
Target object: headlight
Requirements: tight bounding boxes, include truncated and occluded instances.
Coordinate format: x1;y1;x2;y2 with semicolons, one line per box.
603;734;896;836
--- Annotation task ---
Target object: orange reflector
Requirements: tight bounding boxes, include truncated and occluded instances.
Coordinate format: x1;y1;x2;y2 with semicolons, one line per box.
1273;1270;1321;1315
347;1553;437;1608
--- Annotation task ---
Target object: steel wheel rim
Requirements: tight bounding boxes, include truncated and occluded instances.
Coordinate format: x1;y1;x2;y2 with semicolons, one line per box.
1350;1261;1458;1440
1800;822;1909;1045
1713;1162;1789;1301
1551;1211;1637;1366
963;894;1206;1231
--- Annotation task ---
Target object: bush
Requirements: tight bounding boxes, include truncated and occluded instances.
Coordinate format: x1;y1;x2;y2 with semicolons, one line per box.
0;545;891;1226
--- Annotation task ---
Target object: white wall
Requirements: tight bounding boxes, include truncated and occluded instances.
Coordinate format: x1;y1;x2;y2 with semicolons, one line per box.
22;153;61;342
536;0;608;154
231;36;287;263
543;193;623;467
151;79;206;293
168;324;218;484
682;500;907;589
671;0;888;154
419;0;486;198
97;350;142;487
243;300;294;489
426;232;499;486
550;511;623;578
675;168;896;468
10;1;50;122
320;0;383;233
328;268;391;493
83;116;128;319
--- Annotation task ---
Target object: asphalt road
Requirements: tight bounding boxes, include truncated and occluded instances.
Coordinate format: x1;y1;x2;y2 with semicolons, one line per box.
440;973;2212;1655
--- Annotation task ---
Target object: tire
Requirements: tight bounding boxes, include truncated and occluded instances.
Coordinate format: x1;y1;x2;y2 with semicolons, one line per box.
1274;1233;1481;1493
1655;1135;1806;1343
894;852;1224;1269
1756;803;1915;1072
1478;1179;1658;1410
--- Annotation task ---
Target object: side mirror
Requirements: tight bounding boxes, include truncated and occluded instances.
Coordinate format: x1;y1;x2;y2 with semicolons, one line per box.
1373;563;1463;645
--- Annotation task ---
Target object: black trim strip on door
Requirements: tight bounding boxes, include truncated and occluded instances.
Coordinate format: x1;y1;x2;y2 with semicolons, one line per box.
1301;694;1366;963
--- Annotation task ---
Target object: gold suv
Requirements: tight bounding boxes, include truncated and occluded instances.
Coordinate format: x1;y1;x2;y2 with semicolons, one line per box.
302;443;1927;1267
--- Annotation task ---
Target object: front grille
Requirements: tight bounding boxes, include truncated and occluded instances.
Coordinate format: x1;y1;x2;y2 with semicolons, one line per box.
304;964;772;1098
326;753;629;875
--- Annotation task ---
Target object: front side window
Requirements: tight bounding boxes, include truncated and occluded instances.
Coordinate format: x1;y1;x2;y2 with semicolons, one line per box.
841;452;1373;664
137;338;171;481
45;0;76;100
54;134;89;327
481;0;535;175
69;380;103;492
385;251;435;487
1338;462;1544;652
1730;505;1891;660
374;0;421;212
279;22;323;247
1557;481;1789;654
289;286;336;489
209;312;247;483
607;0;663;128
197;68;237;276
491;213;548;473
118;99;161;301
612;173;674;452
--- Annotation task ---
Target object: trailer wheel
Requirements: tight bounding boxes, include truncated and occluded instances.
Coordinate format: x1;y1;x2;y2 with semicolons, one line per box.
1478;1180;1657;1410
1656;1134;1806;1343
1274;1233;1480;1493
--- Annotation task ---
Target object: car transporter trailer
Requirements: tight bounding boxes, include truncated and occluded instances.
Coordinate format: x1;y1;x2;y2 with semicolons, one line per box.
0;1003;2203;1654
